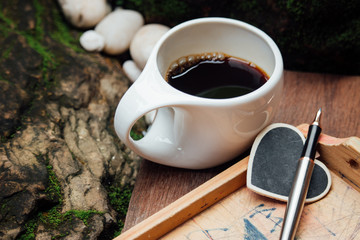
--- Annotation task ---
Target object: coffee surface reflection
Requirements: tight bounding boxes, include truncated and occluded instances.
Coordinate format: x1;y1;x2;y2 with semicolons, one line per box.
166;52;269;99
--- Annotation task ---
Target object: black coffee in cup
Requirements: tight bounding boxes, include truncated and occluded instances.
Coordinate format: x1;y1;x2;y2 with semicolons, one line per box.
165;52;269;99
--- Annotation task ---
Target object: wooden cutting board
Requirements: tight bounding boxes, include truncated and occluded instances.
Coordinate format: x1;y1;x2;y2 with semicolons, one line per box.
115;124;360;239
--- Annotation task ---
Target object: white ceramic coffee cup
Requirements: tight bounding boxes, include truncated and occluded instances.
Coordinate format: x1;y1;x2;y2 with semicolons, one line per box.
114;17;283;169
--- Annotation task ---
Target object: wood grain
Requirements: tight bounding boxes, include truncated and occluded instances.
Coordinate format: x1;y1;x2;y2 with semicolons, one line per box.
123;70;360;231
275;71;360;138
161;171;360;240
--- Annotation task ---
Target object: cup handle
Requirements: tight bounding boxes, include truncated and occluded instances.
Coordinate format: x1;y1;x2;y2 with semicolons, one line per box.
114;70;184;160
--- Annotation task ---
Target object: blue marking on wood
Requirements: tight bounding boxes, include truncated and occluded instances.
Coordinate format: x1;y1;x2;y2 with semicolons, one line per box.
249;204;276;219
244;218;268;240
185;227;229;239
271;217;283;233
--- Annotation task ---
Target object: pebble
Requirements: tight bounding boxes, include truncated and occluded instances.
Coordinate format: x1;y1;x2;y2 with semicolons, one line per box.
58;0;111;28
130;24;170;69
95;8;144;55
79;30;105;52
122;60;142;82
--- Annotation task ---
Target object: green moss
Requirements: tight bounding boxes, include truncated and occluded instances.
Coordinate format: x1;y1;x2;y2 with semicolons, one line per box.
0;1;56;88
23;33;56;80
129;116;147;141
27;0;58;86
130;129;144;140
1;202;6;211
41;207;63;227
51;232;70;240
39;207;104;229
50;7;84;53
117;0;359;74
276;0;360;73
0;0;82;91
19;207;104;238
18;219;38;240
17;155;63;238
0;4;16;37
0;77;10;84
18;155;105;238
40;207;102;227
45;164;63;204
0;9;15;28
18;206;104;239
64;210;104;226
0;201;10;218
107;185;133;237
1;44;13;59
33;0;45;40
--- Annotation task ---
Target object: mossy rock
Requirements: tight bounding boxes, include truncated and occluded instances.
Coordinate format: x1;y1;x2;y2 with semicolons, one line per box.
115;0;360;75
0;0;142;238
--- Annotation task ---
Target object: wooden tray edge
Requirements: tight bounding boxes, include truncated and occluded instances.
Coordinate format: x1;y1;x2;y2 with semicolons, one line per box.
115;124;360;240
115;157;248;240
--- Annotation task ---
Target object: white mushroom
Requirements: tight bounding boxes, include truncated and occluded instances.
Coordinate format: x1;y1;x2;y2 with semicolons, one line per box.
122;60;142;83
58;0;111;28
145;110;156;125
79;30;105;52
95;9;144;55
130;24;170;69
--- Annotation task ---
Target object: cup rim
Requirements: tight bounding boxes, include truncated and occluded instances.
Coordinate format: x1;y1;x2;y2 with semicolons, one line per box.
151;17;283;104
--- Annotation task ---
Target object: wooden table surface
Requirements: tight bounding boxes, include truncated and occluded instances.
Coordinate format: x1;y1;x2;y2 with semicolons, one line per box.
122;70;360;232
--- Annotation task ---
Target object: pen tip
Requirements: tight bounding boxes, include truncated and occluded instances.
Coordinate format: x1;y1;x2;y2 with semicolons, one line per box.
313;108;322;126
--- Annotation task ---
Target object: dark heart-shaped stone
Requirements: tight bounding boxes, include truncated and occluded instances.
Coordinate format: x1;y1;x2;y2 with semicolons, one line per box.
247;123;331;203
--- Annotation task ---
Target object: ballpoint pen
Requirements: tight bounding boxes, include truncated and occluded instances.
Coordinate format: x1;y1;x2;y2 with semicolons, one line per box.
280;108;323;240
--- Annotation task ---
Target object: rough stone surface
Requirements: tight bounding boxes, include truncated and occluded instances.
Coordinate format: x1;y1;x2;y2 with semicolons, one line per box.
0;1;142;239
